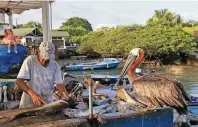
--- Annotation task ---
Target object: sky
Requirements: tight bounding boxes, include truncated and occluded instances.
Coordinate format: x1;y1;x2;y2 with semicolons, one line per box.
9;1;198;30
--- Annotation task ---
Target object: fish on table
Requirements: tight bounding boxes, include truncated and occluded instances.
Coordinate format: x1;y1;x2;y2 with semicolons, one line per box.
0;100;71;124
62;103;117;118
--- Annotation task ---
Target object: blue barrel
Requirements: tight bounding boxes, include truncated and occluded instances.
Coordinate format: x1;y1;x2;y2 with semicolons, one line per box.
0;44;28;73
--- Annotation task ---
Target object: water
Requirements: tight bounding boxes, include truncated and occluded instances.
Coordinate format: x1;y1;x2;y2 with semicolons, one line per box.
59;59;198;95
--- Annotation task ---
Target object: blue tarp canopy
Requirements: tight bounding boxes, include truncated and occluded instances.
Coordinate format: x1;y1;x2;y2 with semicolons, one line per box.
0;44;27;73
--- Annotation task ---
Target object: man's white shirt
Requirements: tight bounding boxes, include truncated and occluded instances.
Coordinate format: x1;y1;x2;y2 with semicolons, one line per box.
17;55;63;108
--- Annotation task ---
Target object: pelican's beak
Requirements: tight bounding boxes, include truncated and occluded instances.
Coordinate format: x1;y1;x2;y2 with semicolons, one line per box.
116;48;140;86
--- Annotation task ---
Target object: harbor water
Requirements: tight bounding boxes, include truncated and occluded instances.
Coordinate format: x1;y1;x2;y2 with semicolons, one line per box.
59;59;198;95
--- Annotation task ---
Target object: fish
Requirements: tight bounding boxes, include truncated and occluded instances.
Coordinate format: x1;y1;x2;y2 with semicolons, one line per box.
174;120;192;127
186;113;198;125
0;100;69;124
83;97;112;106
62;104;118;118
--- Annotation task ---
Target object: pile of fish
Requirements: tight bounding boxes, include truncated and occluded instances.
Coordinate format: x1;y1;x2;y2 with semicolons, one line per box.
62;98;138;118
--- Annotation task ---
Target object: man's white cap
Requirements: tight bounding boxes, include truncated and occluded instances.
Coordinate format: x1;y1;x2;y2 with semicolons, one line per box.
39;41;55;60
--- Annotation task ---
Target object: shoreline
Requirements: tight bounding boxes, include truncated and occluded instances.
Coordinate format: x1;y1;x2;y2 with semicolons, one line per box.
58;58;198;67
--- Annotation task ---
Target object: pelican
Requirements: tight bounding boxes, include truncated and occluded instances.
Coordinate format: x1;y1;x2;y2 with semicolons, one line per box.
116;48;191;124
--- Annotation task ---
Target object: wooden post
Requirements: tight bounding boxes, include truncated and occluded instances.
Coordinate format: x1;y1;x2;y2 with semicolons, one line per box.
3;86;8;109
0;87;2;102
3;86;7;103
55;45;58;62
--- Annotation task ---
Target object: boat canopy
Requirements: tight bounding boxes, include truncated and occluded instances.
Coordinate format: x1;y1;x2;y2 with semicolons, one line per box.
0;0;55;14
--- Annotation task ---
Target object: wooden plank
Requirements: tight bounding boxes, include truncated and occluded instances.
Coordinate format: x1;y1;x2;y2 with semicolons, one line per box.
20;119;89;127
0;79;16;82
0;100;69;125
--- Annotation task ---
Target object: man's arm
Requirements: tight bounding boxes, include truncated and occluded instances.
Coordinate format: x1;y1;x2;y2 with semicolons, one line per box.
16;78;34;95
54;63;70;98
16;78;46;106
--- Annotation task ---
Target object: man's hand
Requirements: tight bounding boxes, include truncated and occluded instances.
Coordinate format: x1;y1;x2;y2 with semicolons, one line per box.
62;93;76;101
29;91;47;106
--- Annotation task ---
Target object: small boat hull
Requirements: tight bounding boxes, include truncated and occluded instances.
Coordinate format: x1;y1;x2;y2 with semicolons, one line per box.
188;94;198;114
1;108;173;127
188;106;198;114
90;73;143;85
64;58;121;71
97;108;173;127
90;74;129;85
93;61;121;70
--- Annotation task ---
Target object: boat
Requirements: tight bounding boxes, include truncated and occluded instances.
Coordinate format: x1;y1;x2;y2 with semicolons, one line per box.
62;58;122;71
1;75;198;126
188;94;198;114
0;2;191;126
90;68;143;85
0;79;174;127
71;55;87;60
0;44;28;74
90;74;129;86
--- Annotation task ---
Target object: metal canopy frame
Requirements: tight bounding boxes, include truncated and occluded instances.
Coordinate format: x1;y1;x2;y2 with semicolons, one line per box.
0;0;54;14
0;0;55;42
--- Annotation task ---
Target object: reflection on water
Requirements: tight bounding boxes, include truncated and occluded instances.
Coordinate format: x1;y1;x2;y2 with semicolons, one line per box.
59;59;198;94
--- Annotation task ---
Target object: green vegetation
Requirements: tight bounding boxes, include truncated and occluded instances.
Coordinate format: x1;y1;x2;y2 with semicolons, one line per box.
77;25;197;57
16;21;42;30
146;9;182;27
61;17;92;31
77;9;197;58
183;26;198;35
60;17;93;43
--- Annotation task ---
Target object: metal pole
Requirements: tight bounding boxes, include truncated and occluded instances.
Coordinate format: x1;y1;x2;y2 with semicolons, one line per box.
89;79;93;119
15;18;19;28
16;18;17;28
49;2;53;42
42;1;51;42
50;2;52;31
8;13;13;29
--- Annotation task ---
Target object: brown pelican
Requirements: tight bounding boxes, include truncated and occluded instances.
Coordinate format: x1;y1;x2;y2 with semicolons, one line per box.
116;48;191;124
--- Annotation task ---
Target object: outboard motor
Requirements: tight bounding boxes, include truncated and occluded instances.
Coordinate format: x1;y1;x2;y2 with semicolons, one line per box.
61;73;86;97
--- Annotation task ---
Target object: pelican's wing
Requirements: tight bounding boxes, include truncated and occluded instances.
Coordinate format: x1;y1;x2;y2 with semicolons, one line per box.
133;75;189;111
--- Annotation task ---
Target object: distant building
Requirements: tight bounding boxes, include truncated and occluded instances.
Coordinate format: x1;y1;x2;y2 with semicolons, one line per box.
0;28;43;46
0;23;9;30
0;9;5;24
95;24;122;31
51;30;69;49
0;28;70;48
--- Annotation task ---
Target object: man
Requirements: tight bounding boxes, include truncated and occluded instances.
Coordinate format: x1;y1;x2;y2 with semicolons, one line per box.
16;41;69;108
